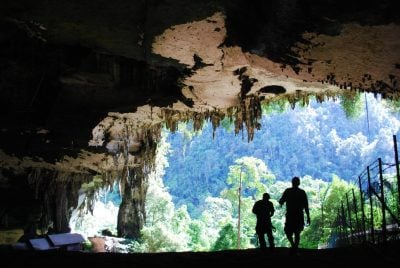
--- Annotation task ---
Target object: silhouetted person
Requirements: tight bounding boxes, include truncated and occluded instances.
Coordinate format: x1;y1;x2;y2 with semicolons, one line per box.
279;176;310;255
252;192;275;251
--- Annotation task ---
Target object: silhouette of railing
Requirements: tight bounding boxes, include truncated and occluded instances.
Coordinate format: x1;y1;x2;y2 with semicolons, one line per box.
331;135;400;247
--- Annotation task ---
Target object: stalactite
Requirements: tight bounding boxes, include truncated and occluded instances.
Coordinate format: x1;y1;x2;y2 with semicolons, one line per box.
211;111;225;138
25;168;94;233
159;95;263;142
97;122;162;239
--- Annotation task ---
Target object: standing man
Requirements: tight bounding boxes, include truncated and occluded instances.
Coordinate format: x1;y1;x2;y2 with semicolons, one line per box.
279;176;310;255
252;192;275;251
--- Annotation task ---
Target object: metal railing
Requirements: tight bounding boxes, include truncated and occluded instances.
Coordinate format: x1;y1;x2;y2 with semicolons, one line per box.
332;135;400;246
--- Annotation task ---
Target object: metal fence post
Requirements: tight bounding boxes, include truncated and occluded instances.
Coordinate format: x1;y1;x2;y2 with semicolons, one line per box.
341;202;349;245
346;192;354;244
378;158;387;244
358;176;367;242
393;135;400;216
352;188;361;243
367;166;375;244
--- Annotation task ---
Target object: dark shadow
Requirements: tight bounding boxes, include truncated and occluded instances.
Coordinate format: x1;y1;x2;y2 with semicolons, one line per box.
258;85;286;94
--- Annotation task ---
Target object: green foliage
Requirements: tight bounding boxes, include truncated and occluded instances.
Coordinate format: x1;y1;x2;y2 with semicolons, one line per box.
188;220;210;251
199;197;234;247
139;179;192;252
261;99;290;115
177;120;204;139
220;117;234;133
339;92;363;119
172;206;191;234
322;176;354;222
140;223;189;252
383;97;400;115
300;211;324;249
83;240;93;251
135;134;192;252
384;174;400;217
201;197;233;228
212;223;237;251
145;173;175;226
316;175;356;245
222;156;275;205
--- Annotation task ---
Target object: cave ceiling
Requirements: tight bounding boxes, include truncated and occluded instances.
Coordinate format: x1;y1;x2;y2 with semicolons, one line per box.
1;0;399;179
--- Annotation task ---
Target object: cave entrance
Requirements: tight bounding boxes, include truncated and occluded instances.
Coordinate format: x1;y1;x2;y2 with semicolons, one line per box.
67;92;400;252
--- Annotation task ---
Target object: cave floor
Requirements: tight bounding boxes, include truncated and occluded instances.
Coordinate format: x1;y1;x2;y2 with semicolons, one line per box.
1;241;399;268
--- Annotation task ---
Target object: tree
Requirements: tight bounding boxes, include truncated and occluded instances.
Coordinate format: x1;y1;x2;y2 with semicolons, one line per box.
188;220;210;251
220;156;276;248
212;223;237;251
222;156;275;204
